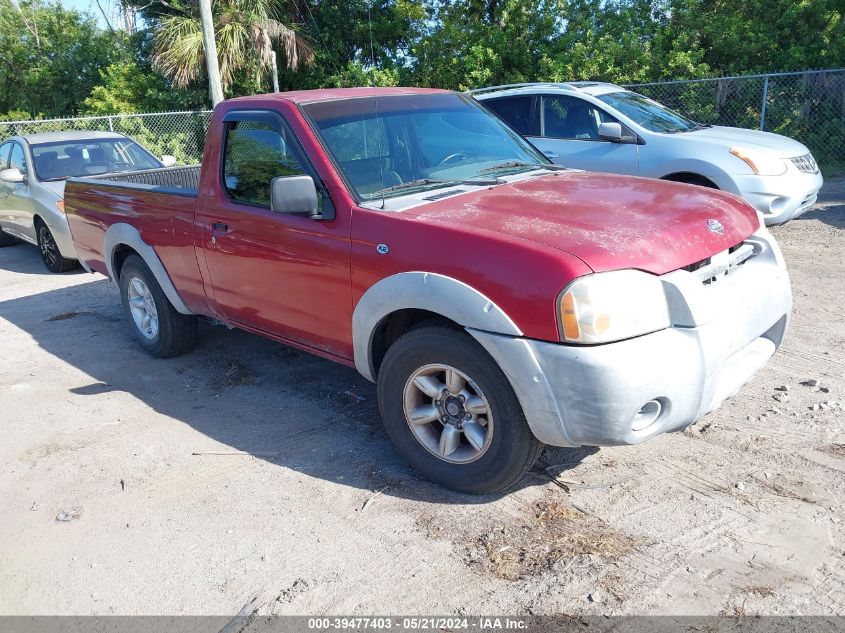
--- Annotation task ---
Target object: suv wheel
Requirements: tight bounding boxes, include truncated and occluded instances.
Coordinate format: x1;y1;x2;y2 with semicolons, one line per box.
377;325;543;494
119;254;197;358
36;221;77;272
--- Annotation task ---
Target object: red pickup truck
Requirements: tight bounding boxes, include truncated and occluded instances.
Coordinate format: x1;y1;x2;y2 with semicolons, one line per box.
65;88;792;493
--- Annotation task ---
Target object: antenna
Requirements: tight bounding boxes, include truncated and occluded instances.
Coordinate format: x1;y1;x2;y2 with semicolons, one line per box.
367;5;386;210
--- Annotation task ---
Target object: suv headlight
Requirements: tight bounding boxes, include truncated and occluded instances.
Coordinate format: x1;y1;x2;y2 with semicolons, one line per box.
729;147;787;176
558;270;671;344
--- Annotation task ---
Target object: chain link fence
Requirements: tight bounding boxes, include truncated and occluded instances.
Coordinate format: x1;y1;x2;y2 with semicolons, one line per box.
0;111;213;165
1;69;843;177
626;69;845;176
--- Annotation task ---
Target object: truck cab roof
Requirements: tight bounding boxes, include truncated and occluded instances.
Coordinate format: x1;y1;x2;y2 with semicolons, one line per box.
226;87;451;106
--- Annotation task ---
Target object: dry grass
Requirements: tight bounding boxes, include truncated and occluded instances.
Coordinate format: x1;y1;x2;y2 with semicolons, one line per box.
470;499;638;581
207;359;258;391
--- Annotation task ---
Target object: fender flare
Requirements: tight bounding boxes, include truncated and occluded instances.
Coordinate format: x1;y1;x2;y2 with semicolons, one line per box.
103;223;195;315
352;271;522;381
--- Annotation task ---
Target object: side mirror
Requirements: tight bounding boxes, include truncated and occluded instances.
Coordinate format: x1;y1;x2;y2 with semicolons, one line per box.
598;122;624;141
160;155;177;168
270;175;319;216
0;168;25;184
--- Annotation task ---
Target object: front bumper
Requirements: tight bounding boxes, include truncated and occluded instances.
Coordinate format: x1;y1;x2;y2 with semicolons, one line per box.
714;165;823;226
469;227;791;447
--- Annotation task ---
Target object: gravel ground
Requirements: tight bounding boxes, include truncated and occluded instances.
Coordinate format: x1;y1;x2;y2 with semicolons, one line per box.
0;180;843;616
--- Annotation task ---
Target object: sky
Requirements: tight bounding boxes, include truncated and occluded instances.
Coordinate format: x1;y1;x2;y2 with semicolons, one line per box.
60;0;116;29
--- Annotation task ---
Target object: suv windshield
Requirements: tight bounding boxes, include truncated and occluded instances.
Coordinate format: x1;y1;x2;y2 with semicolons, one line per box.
597;91;702;134
30;138;162;181
302;93;549;200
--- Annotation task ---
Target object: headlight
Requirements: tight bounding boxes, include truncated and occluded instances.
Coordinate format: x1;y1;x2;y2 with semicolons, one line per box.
558;270;671;344
729;146;787;176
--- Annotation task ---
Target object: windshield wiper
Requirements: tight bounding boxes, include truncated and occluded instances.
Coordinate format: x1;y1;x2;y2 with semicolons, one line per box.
478;160;565;175
40;176;70;182
369;176;503;197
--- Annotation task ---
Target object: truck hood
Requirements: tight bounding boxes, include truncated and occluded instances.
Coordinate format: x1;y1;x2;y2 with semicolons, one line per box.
409;171;760;275
683;125;809;158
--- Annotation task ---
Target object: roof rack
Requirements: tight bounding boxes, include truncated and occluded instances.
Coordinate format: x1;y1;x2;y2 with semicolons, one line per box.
468;82;581;95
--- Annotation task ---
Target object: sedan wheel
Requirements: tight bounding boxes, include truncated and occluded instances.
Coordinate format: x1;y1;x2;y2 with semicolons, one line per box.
36;223;77;273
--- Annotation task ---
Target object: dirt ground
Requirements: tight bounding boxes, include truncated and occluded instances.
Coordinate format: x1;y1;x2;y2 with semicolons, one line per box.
1;180;843;617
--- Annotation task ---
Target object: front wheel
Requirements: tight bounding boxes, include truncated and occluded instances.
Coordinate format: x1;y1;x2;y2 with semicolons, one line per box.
377;326;543;494
119;254;197;358
36;222;77;272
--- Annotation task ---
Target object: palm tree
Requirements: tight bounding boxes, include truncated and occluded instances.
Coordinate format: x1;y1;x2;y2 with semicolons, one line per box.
152;0;314;93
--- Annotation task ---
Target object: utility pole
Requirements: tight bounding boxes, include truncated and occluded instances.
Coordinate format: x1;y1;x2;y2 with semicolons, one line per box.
270;51;280;93
199;0;224;107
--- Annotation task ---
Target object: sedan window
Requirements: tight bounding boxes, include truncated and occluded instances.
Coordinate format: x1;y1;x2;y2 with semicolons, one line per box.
482;96;536;136
0;142;11;168
542;95;604;140
30;139;161;181
596;91;700;133
9;143;27;177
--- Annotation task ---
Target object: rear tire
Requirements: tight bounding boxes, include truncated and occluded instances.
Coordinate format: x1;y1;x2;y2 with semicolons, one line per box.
119;254;197;358
36;221;77;272
0;230;18;247
377;325;543;494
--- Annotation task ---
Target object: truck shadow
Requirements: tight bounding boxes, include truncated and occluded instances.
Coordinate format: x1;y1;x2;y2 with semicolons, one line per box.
0;247;593;505
0;241;87;275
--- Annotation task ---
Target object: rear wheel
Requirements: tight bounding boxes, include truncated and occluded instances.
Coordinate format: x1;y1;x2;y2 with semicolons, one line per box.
0;230;18;247
377;325;543;494
36;221;77;272
119;254;197;358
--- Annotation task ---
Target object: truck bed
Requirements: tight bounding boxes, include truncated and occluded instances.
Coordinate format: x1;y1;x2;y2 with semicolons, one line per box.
82;165;201;196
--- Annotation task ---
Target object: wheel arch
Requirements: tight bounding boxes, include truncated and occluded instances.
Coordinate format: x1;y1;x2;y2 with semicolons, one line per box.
353;272;522;382
103;223;195;315
660;171;719;188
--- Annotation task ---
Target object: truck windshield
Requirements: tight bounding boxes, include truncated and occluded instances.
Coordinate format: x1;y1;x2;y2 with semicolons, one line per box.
302;93;549;200
30;138;162;181
596;91;703;134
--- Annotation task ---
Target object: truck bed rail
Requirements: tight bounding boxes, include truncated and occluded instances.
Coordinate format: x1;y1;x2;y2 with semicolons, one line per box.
95;165;201;192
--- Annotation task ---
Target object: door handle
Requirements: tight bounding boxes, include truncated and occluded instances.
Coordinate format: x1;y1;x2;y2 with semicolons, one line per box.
211;222;229;232
542;150;559;158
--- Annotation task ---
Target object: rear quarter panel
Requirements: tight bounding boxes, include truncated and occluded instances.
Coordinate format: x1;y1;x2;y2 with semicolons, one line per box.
65;181;208;314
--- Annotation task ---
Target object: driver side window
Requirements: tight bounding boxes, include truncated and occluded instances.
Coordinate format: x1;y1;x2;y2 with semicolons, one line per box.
542;96;614;141
223;118;308;207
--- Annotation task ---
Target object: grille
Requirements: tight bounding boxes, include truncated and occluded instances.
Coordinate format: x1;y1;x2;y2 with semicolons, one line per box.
791;153;819;174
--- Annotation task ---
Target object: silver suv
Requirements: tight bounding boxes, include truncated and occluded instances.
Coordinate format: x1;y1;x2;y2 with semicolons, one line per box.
473;82;823;225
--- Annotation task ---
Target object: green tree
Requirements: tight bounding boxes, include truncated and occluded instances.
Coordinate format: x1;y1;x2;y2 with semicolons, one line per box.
150;0;315;95
0;0;126;117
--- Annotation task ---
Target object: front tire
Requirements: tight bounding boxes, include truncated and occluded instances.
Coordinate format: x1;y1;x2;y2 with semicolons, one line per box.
119;254;197;358
377;326;543;494
36;221;77;272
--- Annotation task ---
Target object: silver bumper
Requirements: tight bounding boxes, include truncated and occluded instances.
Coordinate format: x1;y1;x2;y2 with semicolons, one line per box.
469;227;792;447
714;167;823;226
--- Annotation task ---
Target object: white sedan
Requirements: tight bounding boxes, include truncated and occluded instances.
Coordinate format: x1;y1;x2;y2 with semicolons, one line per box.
0;131;175;272
474;82;823;225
